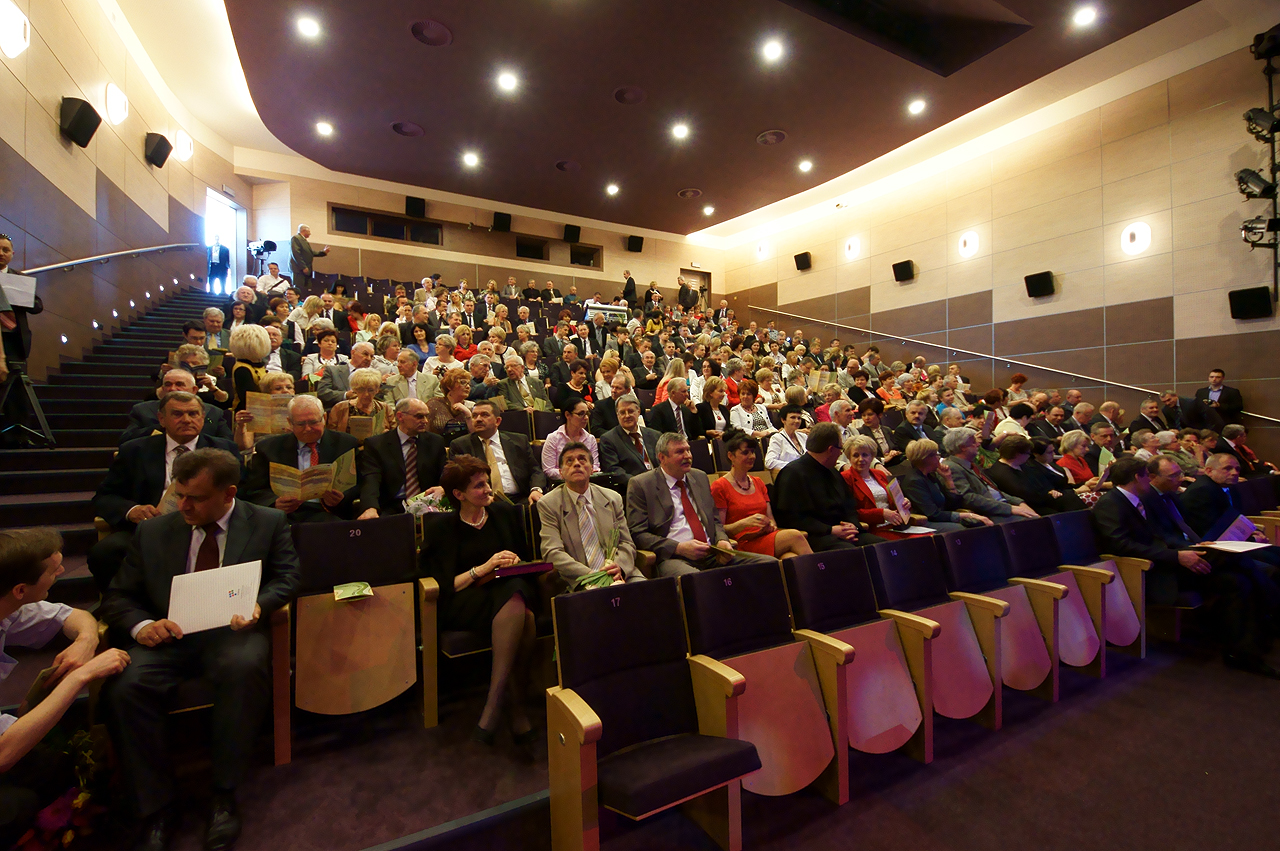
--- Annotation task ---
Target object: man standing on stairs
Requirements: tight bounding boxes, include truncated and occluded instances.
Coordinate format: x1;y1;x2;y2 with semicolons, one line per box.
121;368;232;444
90;391;239;591
0;233;45;447
289;224;329;293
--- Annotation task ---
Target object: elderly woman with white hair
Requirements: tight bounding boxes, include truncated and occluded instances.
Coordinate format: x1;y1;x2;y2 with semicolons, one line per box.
326;367;396;440
228;324;272;412
424;334;460;376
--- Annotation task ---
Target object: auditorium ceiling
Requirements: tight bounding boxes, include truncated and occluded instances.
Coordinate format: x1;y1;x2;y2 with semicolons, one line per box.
224;0;1201;234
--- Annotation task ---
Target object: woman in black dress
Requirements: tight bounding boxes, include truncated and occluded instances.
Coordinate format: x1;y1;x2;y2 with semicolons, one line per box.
421;456;538;744
985;434;1085;515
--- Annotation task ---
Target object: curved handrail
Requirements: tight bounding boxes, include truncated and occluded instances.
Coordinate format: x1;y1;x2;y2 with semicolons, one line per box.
755;306;1280;426
19;243;202;276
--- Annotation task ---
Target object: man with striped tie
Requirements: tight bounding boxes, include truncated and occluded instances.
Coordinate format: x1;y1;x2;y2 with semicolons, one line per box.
357;398;447;518
538;443;642;586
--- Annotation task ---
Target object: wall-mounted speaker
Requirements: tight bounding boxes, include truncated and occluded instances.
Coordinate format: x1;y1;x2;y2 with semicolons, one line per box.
492;212;512;232
144;133;172;168
891;260;915;282
1024;270;1055;298
59;98;101;148
794;252;812;271
563;224;581;243
627;235;644;252
405;196;426;218
1228;286;1274;319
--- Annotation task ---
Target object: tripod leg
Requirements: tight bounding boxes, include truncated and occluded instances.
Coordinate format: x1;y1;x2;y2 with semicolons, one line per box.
21;374;55;447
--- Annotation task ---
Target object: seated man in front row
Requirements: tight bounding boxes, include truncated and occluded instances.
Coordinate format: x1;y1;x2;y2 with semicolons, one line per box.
626;433;776;576
448;399;545;502
0;529;130;848
243;395;359;523
941;427;1039;522
357;398;447;518
539;442;643;586
121;367;232;445
101;448;301;851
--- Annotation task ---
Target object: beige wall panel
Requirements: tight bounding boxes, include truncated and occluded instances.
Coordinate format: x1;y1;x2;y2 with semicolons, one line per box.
253;181;291;210
1174;288;1280;339
192;145;252;207
25;94;95;217
356;187;405;214
25;31;84;127
867;187;938;228
993;266;1104;324
991;227;1103;287
1168;49;1259;121
947;186;992;233
1173;242;1271;296
1103;250;1173;306
870;202;946;257
945;153;993;200
991;188;1102;253
872;266;946;312
0;56;26;156
946;222;991;265
31;0;97;107
778;267;837;305
991;148;1101;219
947;255;993;299
1100;82;1169;145
1170;192;1241;251
122;54;166;136
1100;125;1171;184
748;256;779;289
1169;95;1257;163
65;0;125;84
725;265;752;294
1101;166;1171;225
167;162;195;214
124;150;168;230
1171;145;1256;208
835;257;870;291
94;122;127;190
1102;209;1172;266
725;241;756;272
991;110;1100;183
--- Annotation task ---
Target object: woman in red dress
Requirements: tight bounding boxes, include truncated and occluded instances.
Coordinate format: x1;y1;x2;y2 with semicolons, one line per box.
841;434;920;540
710;430;812;558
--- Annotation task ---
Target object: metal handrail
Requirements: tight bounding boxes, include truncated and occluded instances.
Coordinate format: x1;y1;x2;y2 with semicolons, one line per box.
756;305;1280;426
19;243;202;276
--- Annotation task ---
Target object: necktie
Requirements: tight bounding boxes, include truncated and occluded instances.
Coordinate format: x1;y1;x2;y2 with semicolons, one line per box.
1135;498;1147;519
518;379;534;406
577;494;606;571
484;438;505;494
631;433;650;468
194;523;221;572
676;479;708;542
174;445;190;458
404;439;420;498
1163;495;1197;540
307;442;319;467
673;404;685;437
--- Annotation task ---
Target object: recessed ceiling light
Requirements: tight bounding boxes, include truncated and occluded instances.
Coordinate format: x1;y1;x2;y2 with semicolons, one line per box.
1072;6;1097;26
0;0;31;59
672;123;690;140
105;83;129;125
60;334;68;344
297;17;320;38
462;151;479;168
606;184;619;196
958;231;980;258
798;159;813;173
762;40;783;62
497;71;518;92
908;99;926;116
315;121;333;136
702;205;715;216
1120;222;1151;256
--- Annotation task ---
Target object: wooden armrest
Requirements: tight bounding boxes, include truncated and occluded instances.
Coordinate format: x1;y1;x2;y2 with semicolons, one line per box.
270;604;290;628
1101;555;1151;573
93;517;112;542
637;550;656;569
879;609;942;639
96;621;109;647
948;592;1010;617
689;654;746;697
794;629;854;664
547;686;602;746
1008;577;1068;600
1059;565;1115;584
418;576;441;603
1261;510;1280;518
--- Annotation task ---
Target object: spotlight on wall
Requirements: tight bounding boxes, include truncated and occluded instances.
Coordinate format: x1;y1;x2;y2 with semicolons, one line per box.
1250;22;1280;61
0;0;30;59
1237;168;1277;199
1241;216;1280;247
1244;108;1278;142
1120;222;1152;256
174;129;194;162
105;83;129;126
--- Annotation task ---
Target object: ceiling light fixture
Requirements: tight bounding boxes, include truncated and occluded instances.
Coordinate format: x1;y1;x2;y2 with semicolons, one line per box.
105;83;129;126
0;0;30;59
702;205;715;216
1237;168;1277;199
907;99;927;116
1072;6;1098;27
958;231;980;258
756;242;768;259
606;183;619;196
762;40;783;62
297;17;320;38
174;129;193;161
844;237;861;260
315;121;333;136
462;151;480;168
497;71;518;92
672;123;690;140
1120;222;1152;256
798;159;813;173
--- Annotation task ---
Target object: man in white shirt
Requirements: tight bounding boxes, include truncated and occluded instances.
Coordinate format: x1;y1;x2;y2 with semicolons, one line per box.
538;443;641;586
255;262;288;296
448;400;546;502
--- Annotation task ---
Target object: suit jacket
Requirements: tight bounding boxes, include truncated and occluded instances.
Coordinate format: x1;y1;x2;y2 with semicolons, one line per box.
93;433;239;529
207;244;229;274
244;430;361;520
1091;489;1181;571
1141;490;1202;549
120;399;231;444
773;454;862;539
899;466;969;524
1179;476;1242;537
316;362;355;409
542;288;563;302
1028;418;1067;443
100;501;300;637
590;396;621;434
357;429;447;513
273;345;303;383
694;401;731;437
1127;414;1168;437
893;421;940;454
626;467;728;562
542;335;567;362
648;399;698;437
448;431;546;499
632;365;661;389
943;457;1022;515
598;426;660;486
548;360;576;389
204;329;231;351
1194;385;1244;423
622;277;637;304
538;483;640;582
585;325;610;356
496;376;553;412
383;370;442;405
1217;439;1260;477
289;233;326;277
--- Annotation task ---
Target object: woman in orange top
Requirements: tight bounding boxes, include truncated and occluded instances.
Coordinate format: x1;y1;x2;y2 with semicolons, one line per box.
709;429;812;558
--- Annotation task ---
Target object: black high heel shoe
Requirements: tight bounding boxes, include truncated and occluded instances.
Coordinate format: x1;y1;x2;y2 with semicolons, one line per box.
471;724;497;746
511;725;539;747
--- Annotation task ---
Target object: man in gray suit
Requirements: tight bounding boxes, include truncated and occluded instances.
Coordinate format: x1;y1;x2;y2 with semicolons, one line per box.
316;341;375;409
598;394;659;488
495;356;552;412
539;441;643;586
626;433;776;577
940;428;1038;522
382;350;441;405
288;224;329;291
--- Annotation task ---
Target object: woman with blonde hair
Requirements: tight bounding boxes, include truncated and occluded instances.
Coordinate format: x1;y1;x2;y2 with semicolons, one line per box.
228;324;271;412
233;372;295;450
595;356;622;400
754;368;782;408
654;358;687;405
487;303;512;335
287;294;324;345
357;312;382;344
327;367;396;441
454;325;478;360
425;335;459;376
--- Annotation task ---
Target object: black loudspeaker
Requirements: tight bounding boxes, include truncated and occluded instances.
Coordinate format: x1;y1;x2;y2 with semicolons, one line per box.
59;98;101;148
492;212;512;232
144;133;172;168
794;252;812;271
405;196;426;218
563;224;581;243
627;235;644;252
891;260;915;282
1024;270;1055;298
1228;286;1274;319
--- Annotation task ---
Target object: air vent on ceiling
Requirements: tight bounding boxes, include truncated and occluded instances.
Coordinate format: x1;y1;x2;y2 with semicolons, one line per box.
756;129;788;145
391;121;424;137
677;188;703;199
410;20;453;46
555;160;581;173
613;86;647;105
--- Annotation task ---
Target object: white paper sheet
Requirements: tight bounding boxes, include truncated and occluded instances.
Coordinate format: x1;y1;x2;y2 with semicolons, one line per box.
0;275;37;309
1196;540;1270;554
168;560;261;634
892;525;936;535
1217;515;1257;543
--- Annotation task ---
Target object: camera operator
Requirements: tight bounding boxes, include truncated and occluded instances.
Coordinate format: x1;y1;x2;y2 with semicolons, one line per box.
0;234;45;447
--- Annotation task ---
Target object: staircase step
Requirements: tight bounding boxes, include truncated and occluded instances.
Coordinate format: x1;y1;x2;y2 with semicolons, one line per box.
0;468;108;494
40;399;134;416
37;385;147;400
1;448;117;471
48;430;120;448
0;492;95;527
53;524;98;559
48;414;126;431
57;362;158;377
47;373;151;387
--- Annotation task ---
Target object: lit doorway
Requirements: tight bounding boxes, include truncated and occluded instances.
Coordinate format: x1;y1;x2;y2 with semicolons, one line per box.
205;188;238;295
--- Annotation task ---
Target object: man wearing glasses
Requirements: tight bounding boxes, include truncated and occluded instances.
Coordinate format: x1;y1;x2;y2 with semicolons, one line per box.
357;398;447;517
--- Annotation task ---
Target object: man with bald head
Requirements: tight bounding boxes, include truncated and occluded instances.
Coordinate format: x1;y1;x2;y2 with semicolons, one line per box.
121;368;232;444
317;341;375;409
289;224;329;291
244;395;359;523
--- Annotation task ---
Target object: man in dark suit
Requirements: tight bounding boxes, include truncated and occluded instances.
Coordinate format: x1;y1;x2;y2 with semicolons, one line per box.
0;239;43;435
1092;457;1274;677
1029;405;1069;445
547;344;579;391
632;349;661;391
1181;454;1258;537
91;392;239;591
206;236;229;292
1217;424;1276;479
712;299;731;326
599;394;660;487
940;427;1037;521
1083;422;1119;475
774;423;886;551
448;399;545;502
678;277;700;312
317;292;348;340
542;324;570;363
1127;398;1168;438
625;433;775;576
892;401;941;454
590;373;632;435
243;395;359;523
263;325;302;384
316;343;375;409
646;378;697;438
357;398;447;517
101;448;301;850
621;270;637;309
585;313;611;358
121;370;232;444
1196;369;1244;424
541;281;564;302
289;224;328;292
459;300;484;331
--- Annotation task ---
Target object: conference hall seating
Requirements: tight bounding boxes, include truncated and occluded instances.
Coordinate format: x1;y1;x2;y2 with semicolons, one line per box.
1051;511;1149;654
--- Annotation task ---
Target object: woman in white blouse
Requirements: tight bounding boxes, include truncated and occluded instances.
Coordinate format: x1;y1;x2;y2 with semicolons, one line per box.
287;295;324;346
765;405;808;472
729;379;775;440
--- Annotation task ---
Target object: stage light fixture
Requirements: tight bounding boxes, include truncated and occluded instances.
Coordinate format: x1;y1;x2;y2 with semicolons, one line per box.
1241;216;1280;246
1250;23;1280;61
1244;108;1278;142
1237;168;1277;199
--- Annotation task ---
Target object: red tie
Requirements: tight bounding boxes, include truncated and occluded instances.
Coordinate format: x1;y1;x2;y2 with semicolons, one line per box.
631;433;650;468
194;523;221;572
676;479;707;542
307;442;319;466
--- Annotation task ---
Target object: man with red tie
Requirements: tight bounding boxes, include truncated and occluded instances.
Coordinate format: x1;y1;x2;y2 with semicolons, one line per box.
625;432;776;576
243;395;359;523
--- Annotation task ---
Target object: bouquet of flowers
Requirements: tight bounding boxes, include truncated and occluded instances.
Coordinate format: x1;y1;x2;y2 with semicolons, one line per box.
403;490;452;516
572;528;622;591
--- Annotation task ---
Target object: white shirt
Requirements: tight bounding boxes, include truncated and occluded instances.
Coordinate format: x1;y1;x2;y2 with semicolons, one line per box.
265;348;283;373
862;472;891;510
131;500;236;640
765;430;807;472
485;432;518;495
164;435;199;487
257;273;288;294
662;470;697;543
0;602;72;734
